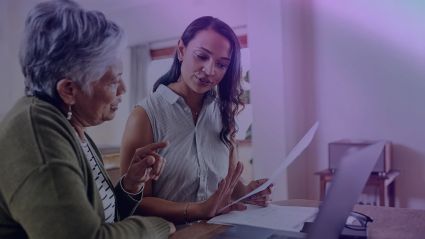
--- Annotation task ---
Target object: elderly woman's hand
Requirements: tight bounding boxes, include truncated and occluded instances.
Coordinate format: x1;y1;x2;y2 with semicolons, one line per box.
122;142;167;194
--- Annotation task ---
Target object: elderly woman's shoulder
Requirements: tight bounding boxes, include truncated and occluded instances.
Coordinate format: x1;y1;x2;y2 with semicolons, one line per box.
0;96;74;143
0;96;81;185
2;97;65;125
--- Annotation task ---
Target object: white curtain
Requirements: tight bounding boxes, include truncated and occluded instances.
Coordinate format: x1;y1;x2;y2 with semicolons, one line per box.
129;44;151;107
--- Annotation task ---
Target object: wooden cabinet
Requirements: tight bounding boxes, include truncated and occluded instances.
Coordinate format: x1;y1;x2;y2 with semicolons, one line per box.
316;169;400;207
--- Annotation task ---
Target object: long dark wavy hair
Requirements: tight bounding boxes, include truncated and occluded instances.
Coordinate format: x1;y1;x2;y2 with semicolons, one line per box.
153;16;243;149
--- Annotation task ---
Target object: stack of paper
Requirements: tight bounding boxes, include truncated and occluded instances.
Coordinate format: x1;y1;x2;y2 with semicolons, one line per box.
208;204;318;232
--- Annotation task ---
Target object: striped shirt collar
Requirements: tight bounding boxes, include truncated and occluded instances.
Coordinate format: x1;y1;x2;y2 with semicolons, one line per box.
157;84;216;106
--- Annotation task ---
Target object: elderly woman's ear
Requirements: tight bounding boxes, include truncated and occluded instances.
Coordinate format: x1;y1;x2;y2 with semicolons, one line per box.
56;78;77;105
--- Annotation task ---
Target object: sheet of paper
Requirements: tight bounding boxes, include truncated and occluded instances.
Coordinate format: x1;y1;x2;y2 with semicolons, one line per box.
208;204;318;232
223;122;319;209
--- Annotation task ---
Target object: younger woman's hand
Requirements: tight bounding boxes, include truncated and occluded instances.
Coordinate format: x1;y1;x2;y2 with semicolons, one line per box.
242;179;273;207
199;161;246;219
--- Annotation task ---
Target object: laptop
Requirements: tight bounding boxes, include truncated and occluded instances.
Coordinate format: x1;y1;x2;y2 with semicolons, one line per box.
214;141;385;239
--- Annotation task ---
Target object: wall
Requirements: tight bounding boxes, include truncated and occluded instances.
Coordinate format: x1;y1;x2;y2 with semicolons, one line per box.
248;0;286;200
307;0;425;209
247;0;321;201
94;0;248;47
0;1;33;121
247;0;425;207
0;1;7;120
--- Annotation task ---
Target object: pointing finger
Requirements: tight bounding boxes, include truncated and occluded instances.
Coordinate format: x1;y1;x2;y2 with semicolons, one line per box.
136;141;168;156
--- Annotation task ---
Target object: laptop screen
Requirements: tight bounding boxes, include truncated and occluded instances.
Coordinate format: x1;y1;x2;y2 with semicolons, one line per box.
307;142;385;239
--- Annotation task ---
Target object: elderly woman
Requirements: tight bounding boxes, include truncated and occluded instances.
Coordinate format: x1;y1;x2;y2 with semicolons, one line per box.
0;1;173;238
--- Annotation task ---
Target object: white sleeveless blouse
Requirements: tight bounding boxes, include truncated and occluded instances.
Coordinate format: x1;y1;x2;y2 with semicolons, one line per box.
139;85;229;202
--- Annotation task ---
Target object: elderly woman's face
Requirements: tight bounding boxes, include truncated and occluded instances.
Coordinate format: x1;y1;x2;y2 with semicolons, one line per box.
73;60;125;126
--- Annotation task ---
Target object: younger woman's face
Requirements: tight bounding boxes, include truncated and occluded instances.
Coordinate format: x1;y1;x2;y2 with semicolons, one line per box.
178;29;231;95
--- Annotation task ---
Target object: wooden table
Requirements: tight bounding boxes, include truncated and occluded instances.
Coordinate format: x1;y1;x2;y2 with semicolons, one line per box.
316;169;400;207
171;199;425;239
99;146;121;185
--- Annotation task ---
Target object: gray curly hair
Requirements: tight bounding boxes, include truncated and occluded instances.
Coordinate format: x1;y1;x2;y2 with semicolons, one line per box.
20;0;124;99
